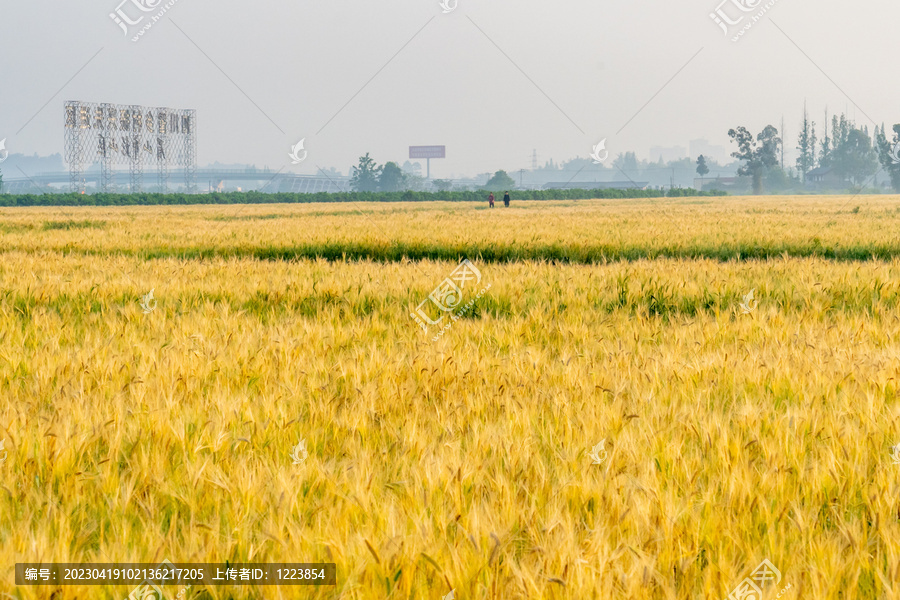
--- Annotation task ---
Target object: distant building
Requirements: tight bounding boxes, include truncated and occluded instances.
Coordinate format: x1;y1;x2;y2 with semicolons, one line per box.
268;175;352;193
690;139;728;164
649;146;687;163
544;181;649;190
694;176;740;190
805;166;843;189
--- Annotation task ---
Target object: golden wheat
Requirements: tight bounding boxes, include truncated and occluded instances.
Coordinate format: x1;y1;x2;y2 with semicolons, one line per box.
1;197;900;599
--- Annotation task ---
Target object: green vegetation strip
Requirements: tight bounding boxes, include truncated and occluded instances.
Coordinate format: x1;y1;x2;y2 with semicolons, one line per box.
0;187;724;207
3;278;898;322
27;239;900;263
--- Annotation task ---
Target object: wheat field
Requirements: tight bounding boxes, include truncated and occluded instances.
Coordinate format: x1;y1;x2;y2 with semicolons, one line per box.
2;196;900;599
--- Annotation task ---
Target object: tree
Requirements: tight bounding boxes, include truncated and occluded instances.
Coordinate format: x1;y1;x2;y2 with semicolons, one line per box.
350;153;382;192
757;125;781;167
766;166;798;193
404;174;428;192
318;166;343;179
728;124;781;194
819;109;831;168
828;115;878;186
484;170;516;191
432;179;453;192
839;127;878;186
875;123;900;192
696;155;710;177
561;157;604;173
828;114;850;175
401;161;422;176
796;104;817;182
379;161;407;192
613;152;639;172
0;168;3;194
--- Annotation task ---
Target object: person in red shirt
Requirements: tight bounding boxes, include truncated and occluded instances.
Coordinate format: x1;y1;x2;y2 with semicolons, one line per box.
488;192;495;208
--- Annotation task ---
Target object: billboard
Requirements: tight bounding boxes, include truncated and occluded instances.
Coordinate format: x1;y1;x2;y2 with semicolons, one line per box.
65;101;195;165
409;145;446;159
64;100;197;193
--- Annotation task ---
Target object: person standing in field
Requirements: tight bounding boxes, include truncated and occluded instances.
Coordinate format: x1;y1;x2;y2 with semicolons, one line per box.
503;191;510;207
488;192;495;208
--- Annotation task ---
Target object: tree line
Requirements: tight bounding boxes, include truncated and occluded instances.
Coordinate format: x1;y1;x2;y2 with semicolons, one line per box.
719;108;900;194
348;153;524;192
0;187;725;207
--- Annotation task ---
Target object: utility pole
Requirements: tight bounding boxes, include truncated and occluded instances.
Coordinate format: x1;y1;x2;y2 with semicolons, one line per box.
532;149;537;171
780;115;785;171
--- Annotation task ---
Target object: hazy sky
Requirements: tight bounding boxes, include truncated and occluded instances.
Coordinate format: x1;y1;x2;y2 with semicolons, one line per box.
1;0;898;178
